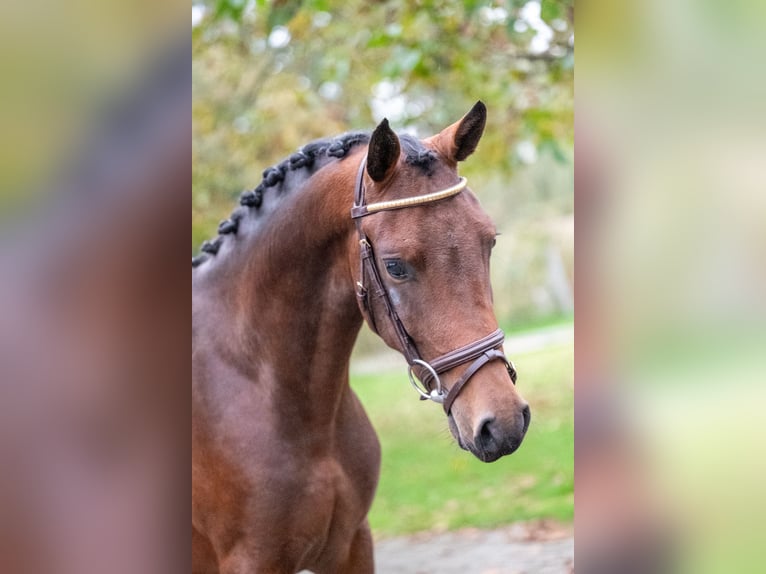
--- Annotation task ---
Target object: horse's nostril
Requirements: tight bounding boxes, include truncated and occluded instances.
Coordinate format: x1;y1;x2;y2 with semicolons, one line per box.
521;404;531;434
476;416;497;451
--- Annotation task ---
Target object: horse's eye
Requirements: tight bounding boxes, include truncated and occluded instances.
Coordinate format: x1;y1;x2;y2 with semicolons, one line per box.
384;259;408;280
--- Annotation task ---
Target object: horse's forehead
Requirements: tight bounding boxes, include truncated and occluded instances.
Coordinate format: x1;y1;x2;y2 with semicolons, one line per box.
421;187;493;230
437;206;493;244
375;192;494;251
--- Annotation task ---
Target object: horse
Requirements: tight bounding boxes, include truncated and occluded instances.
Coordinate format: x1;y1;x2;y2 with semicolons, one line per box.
192;101;531;574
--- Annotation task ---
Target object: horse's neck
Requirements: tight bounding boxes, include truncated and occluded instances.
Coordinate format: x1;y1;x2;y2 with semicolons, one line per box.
201;157;364;422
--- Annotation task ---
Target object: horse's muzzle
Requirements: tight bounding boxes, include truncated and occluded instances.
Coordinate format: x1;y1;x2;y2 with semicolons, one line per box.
470;403;531;463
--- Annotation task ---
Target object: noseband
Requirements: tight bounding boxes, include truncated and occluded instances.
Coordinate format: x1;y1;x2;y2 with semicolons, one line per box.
351;156;518;415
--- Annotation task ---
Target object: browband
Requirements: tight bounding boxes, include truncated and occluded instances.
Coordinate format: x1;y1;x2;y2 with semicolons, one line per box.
351;177;467;219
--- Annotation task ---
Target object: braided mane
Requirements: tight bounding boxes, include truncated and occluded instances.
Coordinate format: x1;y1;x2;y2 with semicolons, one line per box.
192;130;438;268
192;131;370;267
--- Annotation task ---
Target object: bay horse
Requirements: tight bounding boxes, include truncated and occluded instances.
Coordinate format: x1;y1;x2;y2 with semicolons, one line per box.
192;101;531;574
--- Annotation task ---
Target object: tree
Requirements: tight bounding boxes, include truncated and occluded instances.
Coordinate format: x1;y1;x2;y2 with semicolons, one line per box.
192;0;574;323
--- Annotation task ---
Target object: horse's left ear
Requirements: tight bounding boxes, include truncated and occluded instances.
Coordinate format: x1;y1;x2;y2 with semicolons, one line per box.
427;101;487;163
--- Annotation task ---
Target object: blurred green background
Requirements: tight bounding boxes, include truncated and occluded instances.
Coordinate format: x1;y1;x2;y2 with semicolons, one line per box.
193;0;573;535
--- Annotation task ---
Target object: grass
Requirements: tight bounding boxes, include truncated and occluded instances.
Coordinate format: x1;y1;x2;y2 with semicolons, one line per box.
350;337;573;537
501;312;574;336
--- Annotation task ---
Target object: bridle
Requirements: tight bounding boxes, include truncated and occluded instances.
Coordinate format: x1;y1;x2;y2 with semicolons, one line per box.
351;155;518;415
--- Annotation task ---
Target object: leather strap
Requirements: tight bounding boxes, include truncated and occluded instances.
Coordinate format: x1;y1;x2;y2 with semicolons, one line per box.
353;155;367;207
358;236;420;364
354;157;421;364
442;350;514;415
427;329;506;381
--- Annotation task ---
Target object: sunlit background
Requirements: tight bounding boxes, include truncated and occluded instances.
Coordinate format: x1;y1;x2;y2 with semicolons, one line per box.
578;0;766;572
0;1;188;572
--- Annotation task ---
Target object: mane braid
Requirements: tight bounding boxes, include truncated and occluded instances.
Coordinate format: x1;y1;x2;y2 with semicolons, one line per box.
399;134;438;175
192;131;370;268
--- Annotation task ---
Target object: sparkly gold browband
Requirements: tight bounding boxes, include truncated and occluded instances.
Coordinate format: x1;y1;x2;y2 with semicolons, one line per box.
350;173;467;219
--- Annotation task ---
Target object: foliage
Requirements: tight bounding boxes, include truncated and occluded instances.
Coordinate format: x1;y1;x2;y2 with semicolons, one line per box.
351;337;573;535
192;0;574;325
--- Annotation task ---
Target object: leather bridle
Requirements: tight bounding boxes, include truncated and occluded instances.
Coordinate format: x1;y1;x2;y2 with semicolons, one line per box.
351;155;518;415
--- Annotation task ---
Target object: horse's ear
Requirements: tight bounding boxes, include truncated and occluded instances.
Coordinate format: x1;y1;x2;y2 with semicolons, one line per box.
367;118;401;182
427;101;487;163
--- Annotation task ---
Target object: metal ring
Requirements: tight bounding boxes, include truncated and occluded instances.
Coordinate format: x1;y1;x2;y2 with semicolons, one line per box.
407;359;445;403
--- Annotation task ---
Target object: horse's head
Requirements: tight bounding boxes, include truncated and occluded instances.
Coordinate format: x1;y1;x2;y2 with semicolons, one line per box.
350;102;530;462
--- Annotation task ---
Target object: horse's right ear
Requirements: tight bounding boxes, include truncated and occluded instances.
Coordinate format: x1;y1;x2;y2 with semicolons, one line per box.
426;101;487;164
367;118;401;182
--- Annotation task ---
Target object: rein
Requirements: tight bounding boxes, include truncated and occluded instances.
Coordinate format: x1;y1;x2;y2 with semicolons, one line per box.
351;156;517;415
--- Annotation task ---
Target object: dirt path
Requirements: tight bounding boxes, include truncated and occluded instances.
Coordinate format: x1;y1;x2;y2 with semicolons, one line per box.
373;521;573;574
